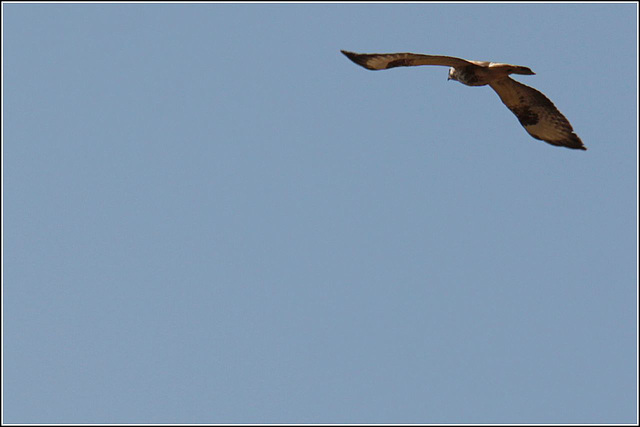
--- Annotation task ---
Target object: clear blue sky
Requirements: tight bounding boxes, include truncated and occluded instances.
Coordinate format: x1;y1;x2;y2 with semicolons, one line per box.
3;3;637;424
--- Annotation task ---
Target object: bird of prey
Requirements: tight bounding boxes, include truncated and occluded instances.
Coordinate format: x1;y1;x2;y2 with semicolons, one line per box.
341;50;586;150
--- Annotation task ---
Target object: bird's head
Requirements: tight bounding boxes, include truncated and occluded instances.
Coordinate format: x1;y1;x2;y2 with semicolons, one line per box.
447;67;459;82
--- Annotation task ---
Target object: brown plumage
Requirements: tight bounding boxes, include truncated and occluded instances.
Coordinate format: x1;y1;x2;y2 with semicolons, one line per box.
341;50;585;151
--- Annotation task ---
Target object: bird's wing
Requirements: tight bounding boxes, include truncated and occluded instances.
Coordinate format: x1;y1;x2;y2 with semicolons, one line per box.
488;77;586;150
341;50;475;70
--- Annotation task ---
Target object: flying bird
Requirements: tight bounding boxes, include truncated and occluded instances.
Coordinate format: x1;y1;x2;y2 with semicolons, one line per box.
341;50;586;150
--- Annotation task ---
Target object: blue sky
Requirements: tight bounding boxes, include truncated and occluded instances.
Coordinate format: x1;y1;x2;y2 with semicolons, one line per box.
2;2;637;424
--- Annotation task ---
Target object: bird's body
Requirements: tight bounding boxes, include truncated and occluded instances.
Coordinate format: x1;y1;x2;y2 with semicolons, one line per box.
341;50;586;150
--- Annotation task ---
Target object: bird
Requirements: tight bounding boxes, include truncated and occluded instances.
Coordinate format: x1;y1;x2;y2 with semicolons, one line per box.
341;50;586;151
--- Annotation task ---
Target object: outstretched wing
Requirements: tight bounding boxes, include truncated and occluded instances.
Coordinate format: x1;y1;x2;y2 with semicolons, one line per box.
488;77;586;150
341;50;474;70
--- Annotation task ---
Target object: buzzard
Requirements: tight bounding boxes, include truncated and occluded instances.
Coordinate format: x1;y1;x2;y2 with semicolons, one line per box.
341;50;586;150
